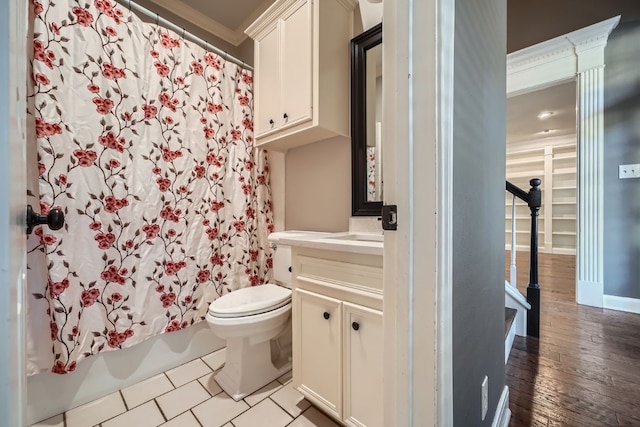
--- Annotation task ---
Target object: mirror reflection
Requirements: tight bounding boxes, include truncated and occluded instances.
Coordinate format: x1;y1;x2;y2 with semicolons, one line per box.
366;43;382;202
351;23;382;216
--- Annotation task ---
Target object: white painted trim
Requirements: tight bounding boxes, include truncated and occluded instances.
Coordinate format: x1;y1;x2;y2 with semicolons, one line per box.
505;244;576;256
603;294;640;315
382;0;454;424
0;0;27;425
435;0;455;424
491;386;511;427
246;0;357;39
505;317;516;364
506;16;620;309
382;0;410;422
505;282;529;337
577;279;604;308
505;282;531;310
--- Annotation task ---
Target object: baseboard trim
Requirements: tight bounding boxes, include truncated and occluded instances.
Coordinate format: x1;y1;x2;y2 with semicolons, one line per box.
505;317;516;364
603;294;640;314
491;386;511;427
577;279;603;308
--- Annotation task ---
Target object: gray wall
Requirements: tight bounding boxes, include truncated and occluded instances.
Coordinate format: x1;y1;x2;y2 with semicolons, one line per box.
603;21;640;299
452;0;507;425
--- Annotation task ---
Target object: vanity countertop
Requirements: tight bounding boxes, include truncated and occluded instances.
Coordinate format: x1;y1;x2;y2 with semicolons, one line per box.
279;232;383;256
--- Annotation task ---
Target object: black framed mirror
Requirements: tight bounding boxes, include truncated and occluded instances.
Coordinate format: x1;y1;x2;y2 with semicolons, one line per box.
351;23;382;216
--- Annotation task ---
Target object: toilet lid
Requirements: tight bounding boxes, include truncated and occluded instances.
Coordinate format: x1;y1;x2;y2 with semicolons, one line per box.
208;284;292;318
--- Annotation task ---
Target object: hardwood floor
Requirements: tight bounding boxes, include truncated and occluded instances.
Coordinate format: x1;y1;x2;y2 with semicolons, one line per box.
504;252;640;427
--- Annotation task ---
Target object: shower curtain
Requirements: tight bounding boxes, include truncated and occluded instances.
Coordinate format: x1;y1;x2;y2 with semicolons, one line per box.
27;0;274;375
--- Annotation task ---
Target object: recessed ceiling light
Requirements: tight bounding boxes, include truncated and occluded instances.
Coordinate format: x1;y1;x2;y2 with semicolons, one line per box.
538;128;556;135
537;111;555;120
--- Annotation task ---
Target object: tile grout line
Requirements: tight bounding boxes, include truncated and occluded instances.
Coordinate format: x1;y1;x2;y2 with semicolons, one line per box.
190;409;204;427
153;398;168;423
267;395;299;421
284;405;314;426
119;390;129;412
198;372;221;398
226;391;293;427
163;370;177;389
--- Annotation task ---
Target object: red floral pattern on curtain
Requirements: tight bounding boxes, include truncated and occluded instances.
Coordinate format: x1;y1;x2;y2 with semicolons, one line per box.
26;0;274;375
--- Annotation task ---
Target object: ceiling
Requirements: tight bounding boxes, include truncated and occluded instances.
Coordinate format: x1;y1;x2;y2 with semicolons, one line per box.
140;0;640;51
507;81;576;145
507;0;640;53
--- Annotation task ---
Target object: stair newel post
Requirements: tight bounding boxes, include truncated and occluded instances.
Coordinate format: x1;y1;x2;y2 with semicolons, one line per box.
527;178;542;338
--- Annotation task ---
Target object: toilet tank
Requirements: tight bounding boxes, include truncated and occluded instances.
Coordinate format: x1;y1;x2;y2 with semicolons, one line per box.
268;231;328;288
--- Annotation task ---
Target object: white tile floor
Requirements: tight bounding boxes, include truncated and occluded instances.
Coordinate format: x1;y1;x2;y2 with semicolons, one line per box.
30;349;341;427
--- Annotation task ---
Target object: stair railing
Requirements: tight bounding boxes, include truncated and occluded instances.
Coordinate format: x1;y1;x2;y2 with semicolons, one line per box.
505;178;542;337
509;193;517;289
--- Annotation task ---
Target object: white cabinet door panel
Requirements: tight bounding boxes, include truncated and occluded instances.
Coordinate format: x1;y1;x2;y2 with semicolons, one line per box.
280;0;312;129
254;23;280;137
343;302;383;427
294;288;342;418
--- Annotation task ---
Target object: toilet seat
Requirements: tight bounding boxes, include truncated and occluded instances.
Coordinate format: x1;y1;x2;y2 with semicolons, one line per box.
208;284;292;318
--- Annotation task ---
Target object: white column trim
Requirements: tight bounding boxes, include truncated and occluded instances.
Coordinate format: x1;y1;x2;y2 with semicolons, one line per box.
576;65;605;307
506;16;620;308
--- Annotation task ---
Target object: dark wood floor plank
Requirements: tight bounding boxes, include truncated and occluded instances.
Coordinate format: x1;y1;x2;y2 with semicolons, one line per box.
509;385;617;427
505;253;640;427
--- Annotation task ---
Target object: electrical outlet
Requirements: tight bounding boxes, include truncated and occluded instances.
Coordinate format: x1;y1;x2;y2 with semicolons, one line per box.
619;164;640;179
481;376;489;421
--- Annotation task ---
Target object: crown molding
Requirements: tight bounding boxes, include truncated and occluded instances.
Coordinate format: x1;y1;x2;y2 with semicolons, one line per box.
245;0;297;38
246;0;358;38
238;0;278;40
507;15;620;75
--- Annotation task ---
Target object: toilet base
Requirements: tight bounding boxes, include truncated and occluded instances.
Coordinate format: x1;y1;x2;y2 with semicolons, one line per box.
214;327;292;401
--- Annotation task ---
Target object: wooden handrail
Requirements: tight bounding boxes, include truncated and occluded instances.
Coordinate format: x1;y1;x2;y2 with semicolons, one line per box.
505;178;542;338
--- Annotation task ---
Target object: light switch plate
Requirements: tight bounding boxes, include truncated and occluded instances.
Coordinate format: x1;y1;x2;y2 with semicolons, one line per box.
619;164;640;179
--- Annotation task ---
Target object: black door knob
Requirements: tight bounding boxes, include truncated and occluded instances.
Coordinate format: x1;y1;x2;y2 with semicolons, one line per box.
26;204;65;235
323;311;330;320
352;322;360;331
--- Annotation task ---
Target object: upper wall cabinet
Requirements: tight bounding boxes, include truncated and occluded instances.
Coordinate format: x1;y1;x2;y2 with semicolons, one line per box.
246;0;357;151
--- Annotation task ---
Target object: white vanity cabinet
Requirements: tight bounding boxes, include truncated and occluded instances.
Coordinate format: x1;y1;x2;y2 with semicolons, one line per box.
291;246;383;427
245;0;357;151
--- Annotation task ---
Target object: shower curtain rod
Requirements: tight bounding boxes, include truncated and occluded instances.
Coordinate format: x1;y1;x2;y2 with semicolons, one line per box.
114;0;253;71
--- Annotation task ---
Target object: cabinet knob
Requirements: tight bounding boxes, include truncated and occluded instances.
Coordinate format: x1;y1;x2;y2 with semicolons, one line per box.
269;119;274;126
283;113;288;121
352;322;360;331
323;311;330;320
288;266;292;273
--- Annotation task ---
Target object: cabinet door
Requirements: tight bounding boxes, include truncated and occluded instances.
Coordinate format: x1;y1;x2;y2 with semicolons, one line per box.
343;302;383;427
279;0;312;130
254;23;280;137
293;288;342;419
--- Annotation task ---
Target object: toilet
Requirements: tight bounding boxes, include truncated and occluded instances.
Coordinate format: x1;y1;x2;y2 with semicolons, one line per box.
205;231;315;401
